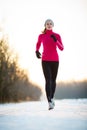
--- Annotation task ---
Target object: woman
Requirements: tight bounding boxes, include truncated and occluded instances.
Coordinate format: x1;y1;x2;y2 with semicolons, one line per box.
35;19;64;110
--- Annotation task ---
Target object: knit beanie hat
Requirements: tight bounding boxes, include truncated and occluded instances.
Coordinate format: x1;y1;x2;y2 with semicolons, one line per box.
44;19;54;27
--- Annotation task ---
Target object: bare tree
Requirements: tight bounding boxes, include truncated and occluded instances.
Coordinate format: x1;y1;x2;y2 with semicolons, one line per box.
0;36;42;103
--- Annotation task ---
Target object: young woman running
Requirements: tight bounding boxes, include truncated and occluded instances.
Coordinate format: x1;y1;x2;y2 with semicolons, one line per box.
35;19;64;110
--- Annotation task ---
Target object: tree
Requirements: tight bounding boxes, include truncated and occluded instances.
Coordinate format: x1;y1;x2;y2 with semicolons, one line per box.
0;36;42;103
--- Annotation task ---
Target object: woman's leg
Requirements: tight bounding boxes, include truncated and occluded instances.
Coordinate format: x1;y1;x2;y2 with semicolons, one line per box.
50;61;59;99
42;61;52;102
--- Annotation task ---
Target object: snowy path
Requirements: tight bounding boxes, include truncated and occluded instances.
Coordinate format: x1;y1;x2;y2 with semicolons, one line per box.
0;99;87;130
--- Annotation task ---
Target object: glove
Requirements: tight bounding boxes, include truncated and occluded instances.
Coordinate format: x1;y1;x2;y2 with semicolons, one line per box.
35;51;41;58
50;34;57;42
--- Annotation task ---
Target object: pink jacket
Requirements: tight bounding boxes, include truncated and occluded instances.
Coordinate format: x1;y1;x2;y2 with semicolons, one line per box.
36;30;64;61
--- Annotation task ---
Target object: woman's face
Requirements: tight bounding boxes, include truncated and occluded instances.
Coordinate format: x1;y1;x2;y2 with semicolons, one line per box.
45;21;53;30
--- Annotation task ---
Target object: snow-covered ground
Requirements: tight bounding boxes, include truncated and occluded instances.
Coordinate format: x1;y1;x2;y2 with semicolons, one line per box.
0;99;87;130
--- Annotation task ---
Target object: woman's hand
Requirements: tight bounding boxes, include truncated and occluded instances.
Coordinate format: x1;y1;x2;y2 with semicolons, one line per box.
35;51;41;58
50;34;57;42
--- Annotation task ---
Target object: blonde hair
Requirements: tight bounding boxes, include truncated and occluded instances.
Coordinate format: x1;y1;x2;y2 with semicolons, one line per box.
42;28;46;34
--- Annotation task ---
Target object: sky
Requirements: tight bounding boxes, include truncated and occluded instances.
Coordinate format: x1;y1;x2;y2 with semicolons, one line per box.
0;0;87;87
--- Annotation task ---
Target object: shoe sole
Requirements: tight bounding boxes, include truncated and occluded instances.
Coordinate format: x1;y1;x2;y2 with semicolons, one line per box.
49;107;54;110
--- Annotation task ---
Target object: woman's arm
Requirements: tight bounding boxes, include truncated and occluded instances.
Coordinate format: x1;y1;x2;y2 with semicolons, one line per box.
35;34;42;58
51;33;64;51
36;35;42;51
56;34;64;51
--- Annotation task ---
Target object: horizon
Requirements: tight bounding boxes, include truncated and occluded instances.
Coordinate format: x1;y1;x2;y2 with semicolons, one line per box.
0;0;87;87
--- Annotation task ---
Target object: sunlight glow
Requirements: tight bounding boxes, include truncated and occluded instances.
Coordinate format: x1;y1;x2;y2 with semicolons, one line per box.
0;0;87;87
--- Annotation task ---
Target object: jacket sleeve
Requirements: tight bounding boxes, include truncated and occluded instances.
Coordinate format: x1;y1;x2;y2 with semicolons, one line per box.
36;35;42;51
56;34;64;51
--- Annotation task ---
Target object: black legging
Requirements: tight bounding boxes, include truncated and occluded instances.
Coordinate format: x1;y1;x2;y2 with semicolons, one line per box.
42;61;59;102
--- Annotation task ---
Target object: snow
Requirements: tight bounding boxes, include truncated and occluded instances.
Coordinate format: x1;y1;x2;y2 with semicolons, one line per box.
0;99;87;130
